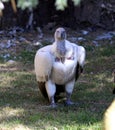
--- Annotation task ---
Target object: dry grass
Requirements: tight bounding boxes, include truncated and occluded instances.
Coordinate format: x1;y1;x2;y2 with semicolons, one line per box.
0;29;115;130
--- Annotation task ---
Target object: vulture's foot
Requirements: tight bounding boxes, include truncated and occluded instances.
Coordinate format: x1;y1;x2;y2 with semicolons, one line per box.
65;92;74;106
49;96;57;108
65;100;74;106
50;103;57;108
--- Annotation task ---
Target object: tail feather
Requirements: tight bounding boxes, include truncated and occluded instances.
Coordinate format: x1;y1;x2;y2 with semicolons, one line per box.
55;84;65;102
55;84;65;95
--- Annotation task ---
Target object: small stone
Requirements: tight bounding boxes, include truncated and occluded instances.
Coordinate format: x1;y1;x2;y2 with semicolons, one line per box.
3;53;10;59
33;41;42;46
92;41;99;46
77;37;86;41
81;30;89;35
7;60;16;65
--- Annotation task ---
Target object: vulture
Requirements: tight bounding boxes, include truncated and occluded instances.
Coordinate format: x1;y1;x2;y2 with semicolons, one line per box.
34;27;86;107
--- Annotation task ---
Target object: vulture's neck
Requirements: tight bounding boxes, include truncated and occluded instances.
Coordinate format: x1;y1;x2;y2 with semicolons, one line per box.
53;39;66;63
56;40;66;57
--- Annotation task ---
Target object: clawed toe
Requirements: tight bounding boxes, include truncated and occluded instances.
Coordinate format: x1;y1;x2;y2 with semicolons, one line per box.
50;103;57;108
65;100;74;106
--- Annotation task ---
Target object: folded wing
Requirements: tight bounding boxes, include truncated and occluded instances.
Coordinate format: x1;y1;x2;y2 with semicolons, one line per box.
75;45;86;80
34;49;53;82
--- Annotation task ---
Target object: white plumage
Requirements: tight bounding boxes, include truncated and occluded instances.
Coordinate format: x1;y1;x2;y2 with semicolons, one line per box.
34;27;86;107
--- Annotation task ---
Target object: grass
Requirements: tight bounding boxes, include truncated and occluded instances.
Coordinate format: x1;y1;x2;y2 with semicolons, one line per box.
0;32;115;130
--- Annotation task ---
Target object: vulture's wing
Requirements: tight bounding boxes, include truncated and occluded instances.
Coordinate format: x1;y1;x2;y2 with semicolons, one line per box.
75;45;86;81
34;48;53;82
34;47;53;99
37;82;48;99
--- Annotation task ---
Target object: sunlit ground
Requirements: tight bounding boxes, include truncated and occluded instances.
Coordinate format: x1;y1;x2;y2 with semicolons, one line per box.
0;29;115;130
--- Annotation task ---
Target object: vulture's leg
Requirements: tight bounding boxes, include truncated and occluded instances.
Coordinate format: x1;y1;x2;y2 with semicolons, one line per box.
45;80;56;107
65;79;75;105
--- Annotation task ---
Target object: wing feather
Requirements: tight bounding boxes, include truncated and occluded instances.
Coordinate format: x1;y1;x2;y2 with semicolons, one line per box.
75;45;86;81
77;46;86;68
34;50;53;82
38;82;48;99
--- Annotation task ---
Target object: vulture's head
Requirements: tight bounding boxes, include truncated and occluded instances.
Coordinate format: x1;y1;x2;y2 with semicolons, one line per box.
54;27;66;41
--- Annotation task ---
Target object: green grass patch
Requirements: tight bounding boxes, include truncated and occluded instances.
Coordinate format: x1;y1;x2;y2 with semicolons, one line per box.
19;50;36;64
0;38;115;130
